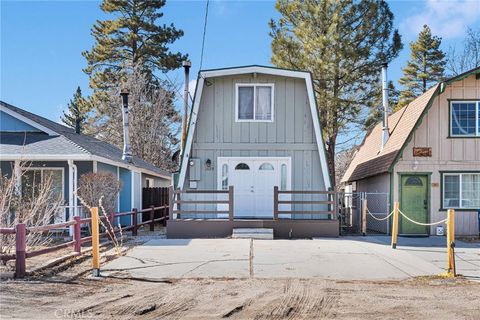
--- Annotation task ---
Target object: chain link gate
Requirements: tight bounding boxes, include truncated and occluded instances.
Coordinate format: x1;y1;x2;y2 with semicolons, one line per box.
338;192;390;235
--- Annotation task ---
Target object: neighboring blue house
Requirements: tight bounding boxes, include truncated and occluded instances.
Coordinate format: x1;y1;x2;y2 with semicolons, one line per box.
0;101;171;226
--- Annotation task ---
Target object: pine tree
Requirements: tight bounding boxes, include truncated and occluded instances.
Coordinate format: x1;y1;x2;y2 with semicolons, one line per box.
61;87;91;134
364;81;399;131
398;25;446;107
82;0;186;93
270;0;402;185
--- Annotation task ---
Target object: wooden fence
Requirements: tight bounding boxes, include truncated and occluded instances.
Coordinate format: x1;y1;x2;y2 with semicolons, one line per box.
142;187;169;225
0;204;168;279
273;187;337;220
170;186;234;220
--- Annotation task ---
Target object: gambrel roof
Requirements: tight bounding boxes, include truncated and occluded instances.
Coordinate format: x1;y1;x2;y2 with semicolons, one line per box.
342;66;480;183
178;65;331;190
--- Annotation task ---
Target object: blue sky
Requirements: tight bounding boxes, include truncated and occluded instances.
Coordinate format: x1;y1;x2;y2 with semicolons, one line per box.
1;0;479;131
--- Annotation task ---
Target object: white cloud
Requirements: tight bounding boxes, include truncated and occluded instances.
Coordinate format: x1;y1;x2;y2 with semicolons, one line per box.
400;0;480;40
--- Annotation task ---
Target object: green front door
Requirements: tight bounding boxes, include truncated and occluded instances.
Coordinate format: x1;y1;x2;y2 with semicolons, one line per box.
400;175;429;235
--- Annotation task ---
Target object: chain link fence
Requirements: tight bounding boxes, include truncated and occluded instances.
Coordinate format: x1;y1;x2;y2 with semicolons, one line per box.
338;192;390;234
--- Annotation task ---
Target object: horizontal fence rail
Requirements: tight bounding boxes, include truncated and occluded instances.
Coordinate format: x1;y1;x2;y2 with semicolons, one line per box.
0;203;169;279
170;186;234;221
274;186;337;220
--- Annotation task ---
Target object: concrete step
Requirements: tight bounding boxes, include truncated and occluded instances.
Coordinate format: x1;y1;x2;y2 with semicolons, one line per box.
232;228;273;240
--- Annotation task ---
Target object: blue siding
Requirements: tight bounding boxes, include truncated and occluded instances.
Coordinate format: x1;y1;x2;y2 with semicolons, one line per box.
119;167;132;226
97;162;117;175
1;161;13;177
75;161;93;180
0;111;41;132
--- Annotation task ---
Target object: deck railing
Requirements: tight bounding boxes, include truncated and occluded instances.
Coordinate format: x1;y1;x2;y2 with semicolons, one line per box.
0;204;168;278
273;187;337;220
170;186;234;220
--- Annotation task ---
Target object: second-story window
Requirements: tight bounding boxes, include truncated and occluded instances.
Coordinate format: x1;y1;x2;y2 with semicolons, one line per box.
450;101;480;137
236;83;274;122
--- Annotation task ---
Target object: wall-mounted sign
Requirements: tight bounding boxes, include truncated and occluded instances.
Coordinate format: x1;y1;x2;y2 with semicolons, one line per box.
431;182;440;188
413;147;432;157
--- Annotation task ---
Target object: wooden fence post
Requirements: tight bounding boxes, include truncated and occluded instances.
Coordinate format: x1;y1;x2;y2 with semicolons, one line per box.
362;198;367;236
228;186;234;221
169;186;174;220
149;205;155;231
15;223;26;278
447;209;456;275
132;208;138;236
162;188;167;226
334;191;338;220
91;207;100;277
73;216;81;254
273;186;279;221
391;202;399;249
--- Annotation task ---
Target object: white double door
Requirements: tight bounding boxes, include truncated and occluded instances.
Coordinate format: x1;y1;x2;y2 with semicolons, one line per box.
217;157;291;218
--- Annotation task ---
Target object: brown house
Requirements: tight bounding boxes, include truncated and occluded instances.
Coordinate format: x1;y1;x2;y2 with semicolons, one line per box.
342;67;480;237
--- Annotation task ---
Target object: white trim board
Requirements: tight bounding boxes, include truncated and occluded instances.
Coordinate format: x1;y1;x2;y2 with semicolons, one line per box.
234;83;275;123
178;65;331;190
0;105;58;136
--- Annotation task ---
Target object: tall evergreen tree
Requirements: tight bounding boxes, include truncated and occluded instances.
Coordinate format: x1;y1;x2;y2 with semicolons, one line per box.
83;0;186;94
270;0;402;185
364;81;399;131
398;25;446;107
61;87;91;134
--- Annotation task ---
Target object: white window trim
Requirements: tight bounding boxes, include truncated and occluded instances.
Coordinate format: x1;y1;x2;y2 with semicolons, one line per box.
22;167;65;201
449;100;480;137
442;172;480;209
235;83;275;123
216;157;292;190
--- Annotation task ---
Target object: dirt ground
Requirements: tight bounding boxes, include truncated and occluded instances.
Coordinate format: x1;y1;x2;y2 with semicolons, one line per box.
1;276;480;320
1;229;479;320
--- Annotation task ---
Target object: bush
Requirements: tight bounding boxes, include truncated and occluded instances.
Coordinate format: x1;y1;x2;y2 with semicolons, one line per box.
77;172;121;214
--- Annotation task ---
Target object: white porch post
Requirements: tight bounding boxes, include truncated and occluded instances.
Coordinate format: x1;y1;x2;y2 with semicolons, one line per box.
67;160;75;236
13;160;21;195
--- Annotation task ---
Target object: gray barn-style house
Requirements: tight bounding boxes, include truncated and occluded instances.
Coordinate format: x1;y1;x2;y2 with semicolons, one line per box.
168;65;337;238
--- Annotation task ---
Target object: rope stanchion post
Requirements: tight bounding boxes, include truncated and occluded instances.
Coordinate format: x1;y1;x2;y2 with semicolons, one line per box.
391;202;399;249
91;207;100;277
362;199;367;236
447;209;456;276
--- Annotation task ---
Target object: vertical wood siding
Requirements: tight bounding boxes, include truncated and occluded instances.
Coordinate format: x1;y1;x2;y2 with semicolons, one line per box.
394;74;480;235
184;73;326;218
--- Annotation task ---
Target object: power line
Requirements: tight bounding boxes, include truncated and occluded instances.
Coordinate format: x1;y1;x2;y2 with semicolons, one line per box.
199;0;209;71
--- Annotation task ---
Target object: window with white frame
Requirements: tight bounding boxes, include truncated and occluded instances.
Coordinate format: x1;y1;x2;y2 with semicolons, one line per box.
236;84;274;121
450;101;480;137
442;173;480;209
21;168;64;200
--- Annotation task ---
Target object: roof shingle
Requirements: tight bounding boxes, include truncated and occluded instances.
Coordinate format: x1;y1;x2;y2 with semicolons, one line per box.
0;101;170;177
342;85;438;182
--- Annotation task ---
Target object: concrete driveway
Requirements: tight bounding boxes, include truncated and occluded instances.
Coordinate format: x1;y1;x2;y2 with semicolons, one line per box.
102;236;480;281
